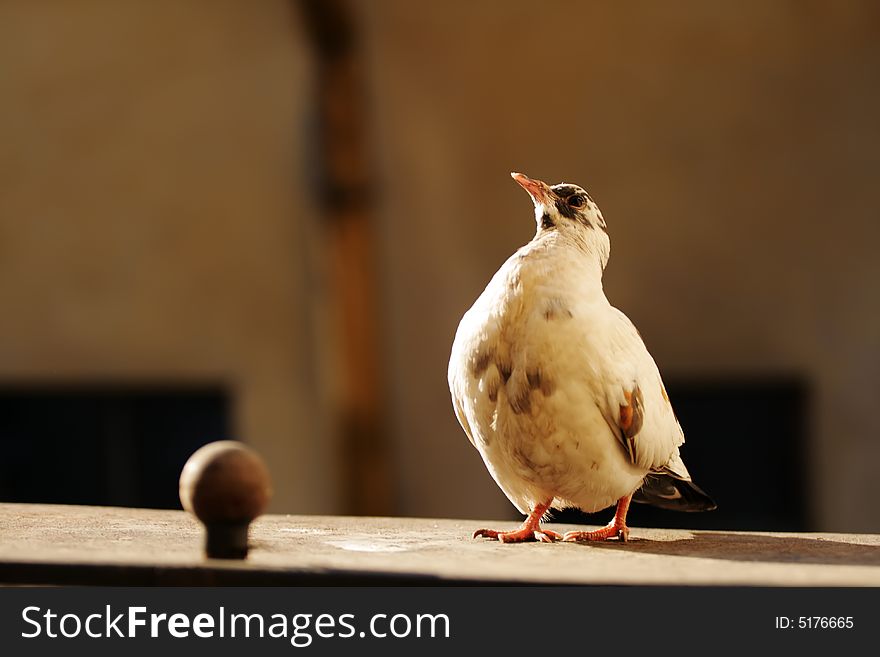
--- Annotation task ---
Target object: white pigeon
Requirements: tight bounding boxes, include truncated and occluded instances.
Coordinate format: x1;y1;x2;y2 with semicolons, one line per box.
447;172;715;543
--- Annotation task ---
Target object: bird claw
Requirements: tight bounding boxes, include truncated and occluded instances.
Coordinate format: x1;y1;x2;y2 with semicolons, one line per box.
472;527;562;543
472;528;501;540
562;524;630;543
536;529;562;543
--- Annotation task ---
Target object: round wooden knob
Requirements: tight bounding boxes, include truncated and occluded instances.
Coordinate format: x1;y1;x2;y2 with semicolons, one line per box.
179;441;272;559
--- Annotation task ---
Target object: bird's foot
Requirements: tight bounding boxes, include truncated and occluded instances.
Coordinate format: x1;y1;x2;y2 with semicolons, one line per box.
563;495;633;543
473;499;561;543
562;522;630;543
473;526;562;543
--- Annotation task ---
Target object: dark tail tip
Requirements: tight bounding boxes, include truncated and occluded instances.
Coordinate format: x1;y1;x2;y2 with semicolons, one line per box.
633;474;717;512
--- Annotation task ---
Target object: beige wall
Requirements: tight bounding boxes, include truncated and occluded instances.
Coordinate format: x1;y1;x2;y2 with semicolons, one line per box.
1;1;879;531
0;0;340;514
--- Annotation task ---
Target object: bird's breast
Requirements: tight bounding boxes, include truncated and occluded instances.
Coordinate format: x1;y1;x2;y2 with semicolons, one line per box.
451;258;614;448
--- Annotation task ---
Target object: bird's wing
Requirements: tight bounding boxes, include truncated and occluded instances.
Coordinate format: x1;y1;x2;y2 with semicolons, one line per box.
448;322;481;451
593;309;717;511
594;308;685;473
451;389;477;449
598;381;656;470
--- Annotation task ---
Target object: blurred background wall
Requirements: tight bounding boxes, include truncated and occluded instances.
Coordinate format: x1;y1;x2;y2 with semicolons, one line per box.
1;0;878;532
0;0;339;513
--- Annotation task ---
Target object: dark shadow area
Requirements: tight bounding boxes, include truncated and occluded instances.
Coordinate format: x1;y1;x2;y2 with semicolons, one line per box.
552;376;811;532
0;385;231;509
571;532;880;567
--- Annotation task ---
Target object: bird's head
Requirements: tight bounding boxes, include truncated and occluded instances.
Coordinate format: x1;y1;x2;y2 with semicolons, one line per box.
511;172;610;269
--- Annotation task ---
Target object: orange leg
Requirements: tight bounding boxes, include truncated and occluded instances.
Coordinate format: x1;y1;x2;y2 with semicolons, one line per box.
473;499;562;543
563;494;632;542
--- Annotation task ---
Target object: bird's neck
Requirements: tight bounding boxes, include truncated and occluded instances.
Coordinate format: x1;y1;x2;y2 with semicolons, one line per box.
521;231;607;298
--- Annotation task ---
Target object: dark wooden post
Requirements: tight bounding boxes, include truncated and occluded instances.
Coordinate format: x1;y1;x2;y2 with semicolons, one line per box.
297;0;393;515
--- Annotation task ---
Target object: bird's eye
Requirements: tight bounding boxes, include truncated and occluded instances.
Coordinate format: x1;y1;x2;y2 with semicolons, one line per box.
568;195;585;209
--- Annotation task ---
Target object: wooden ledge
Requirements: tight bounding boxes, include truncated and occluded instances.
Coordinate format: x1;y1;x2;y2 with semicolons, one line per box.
1;503;879;586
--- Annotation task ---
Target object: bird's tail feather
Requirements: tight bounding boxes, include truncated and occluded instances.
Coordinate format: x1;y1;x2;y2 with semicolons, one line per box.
633;473;717;512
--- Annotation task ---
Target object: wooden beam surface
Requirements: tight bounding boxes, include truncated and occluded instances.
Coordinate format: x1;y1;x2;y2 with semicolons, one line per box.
2;504;879;586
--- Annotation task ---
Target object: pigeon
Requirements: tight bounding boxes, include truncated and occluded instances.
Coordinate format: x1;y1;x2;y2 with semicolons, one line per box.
447;172;715;543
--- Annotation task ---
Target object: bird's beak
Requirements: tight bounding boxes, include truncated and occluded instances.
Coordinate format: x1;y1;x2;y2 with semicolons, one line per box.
511;172;551;205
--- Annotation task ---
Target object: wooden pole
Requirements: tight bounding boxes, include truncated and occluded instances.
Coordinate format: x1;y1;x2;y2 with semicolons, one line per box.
297;0;393;515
